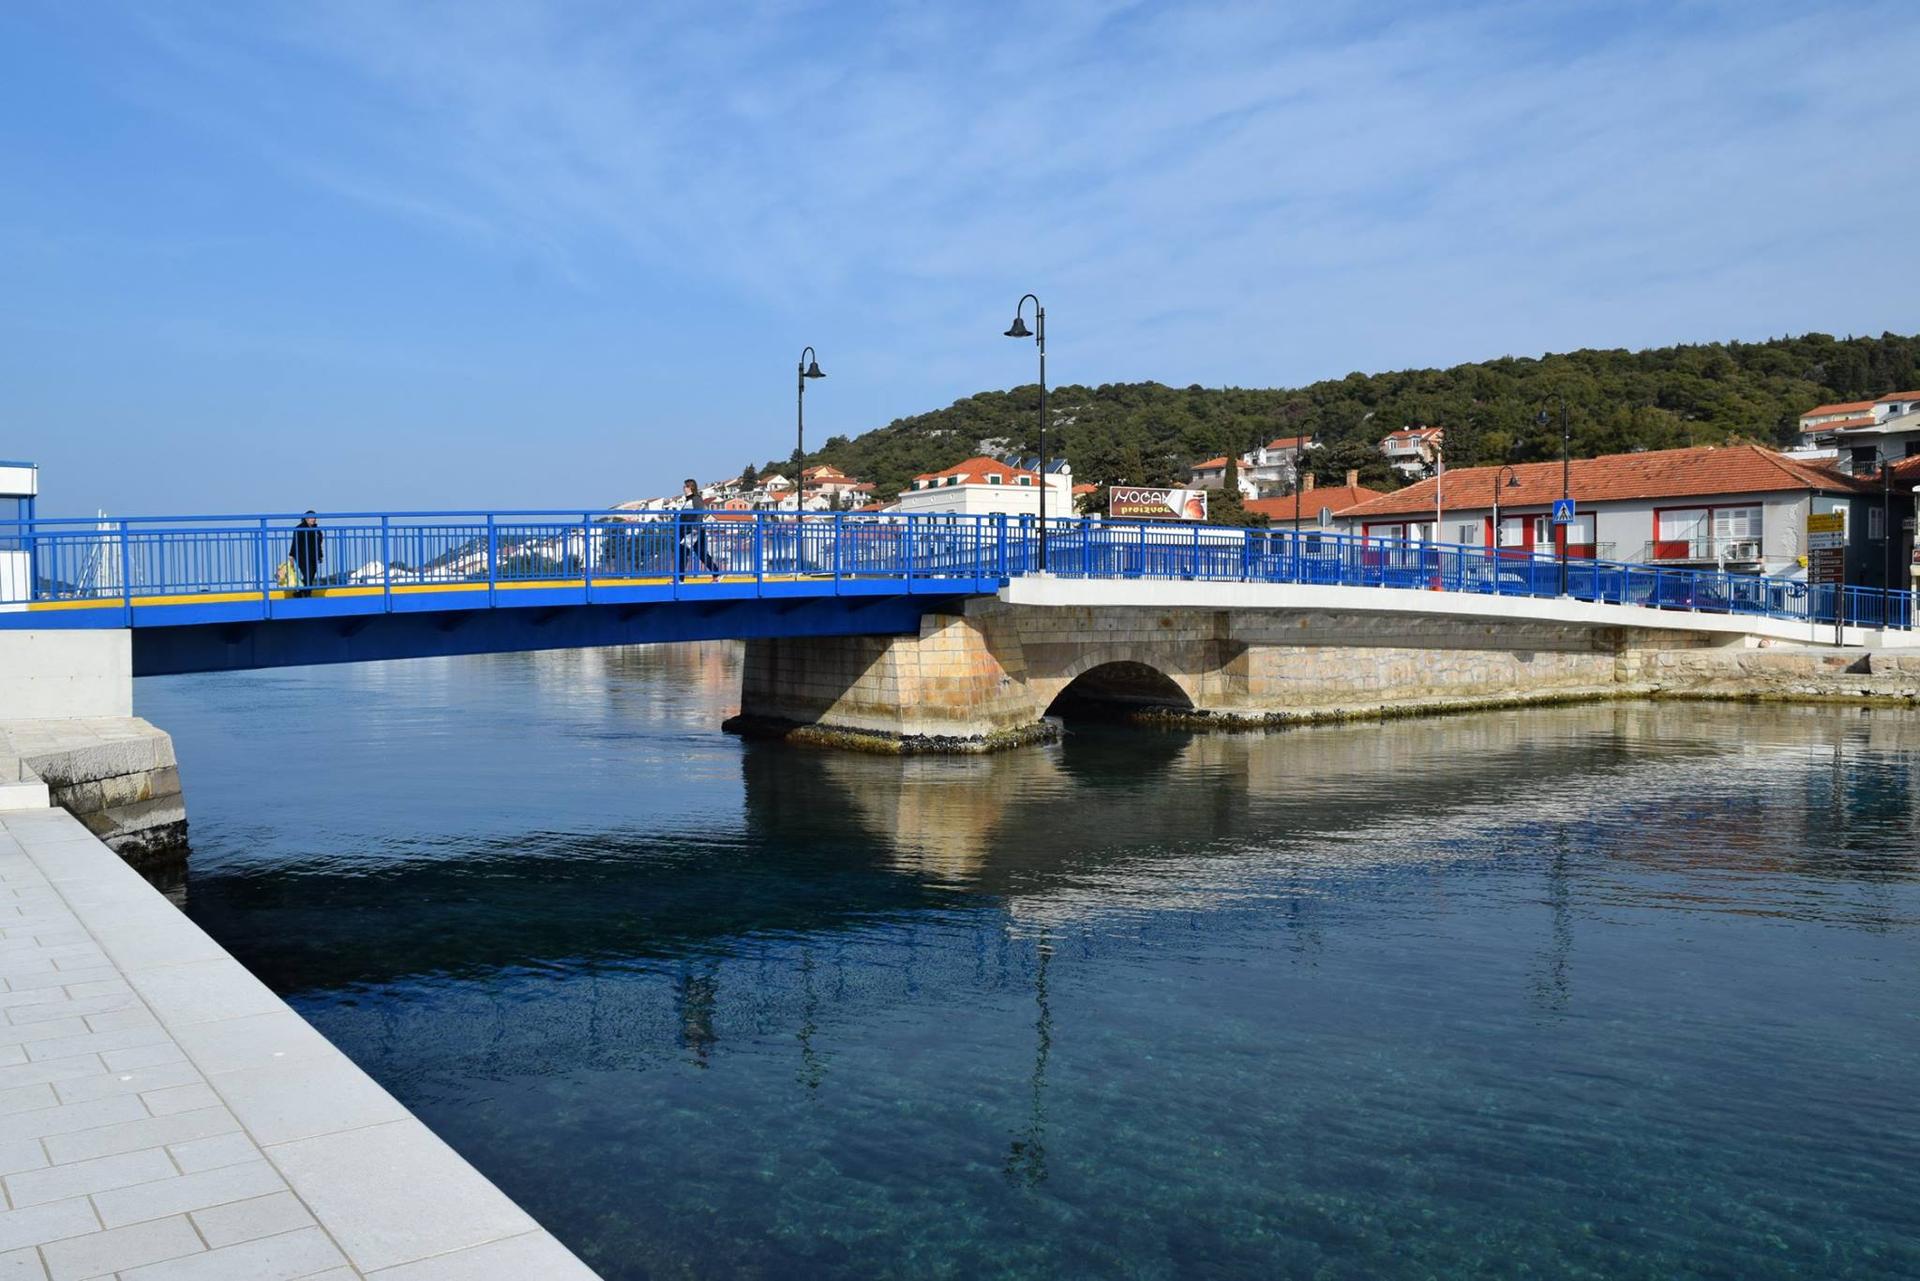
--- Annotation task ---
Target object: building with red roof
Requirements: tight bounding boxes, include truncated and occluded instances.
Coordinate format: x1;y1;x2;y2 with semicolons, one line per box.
1379;426;1445;479
1187;436;1317;499
1245;470;1386;528
1798;393;1920;475
1334;444;1867;577
898;456;1075;517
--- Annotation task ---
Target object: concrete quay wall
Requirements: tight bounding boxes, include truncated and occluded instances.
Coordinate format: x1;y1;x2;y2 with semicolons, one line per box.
0;806;599;1278
1;720;188;864
0;632;133;721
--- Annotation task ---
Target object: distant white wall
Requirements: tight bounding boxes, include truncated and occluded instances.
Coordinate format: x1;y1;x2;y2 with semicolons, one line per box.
0;631;133;720
0;465;36;498
0;551;28;607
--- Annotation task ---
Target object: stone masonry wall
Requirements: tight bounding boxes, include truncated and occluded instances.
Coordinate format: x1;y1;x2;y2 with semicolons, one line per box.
0;718;187;864
1642;647;1920;702
732;600;1738;750
730;609;1048;750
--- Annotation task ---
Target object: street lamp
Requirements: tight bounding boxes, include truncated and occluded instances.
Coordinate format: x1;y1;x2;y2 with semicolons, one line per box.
1875;449;1898;625
1490;465;1521;556
1535;395;1571;595
1004;294;1047;571
794;347;825;512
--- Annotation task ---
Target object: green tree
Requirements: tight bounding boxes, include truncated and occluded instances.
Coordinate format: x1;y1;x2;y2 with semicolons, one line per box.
759;331;1920;505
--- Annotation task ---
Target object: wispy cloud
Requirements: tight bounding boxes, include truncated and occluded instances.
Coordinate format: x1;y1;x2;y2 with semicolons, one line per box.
127;1;1916;366
5;0;1916;510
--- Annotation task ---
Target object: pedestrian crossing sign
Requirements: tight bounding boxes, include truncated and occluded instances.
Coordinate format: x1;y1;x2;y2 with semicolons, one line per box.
1552;498;1576;525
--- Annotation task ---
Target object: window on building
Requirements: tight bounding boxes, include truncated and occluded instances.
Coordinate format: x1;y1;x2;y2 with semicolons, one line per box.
1657;508;1708;557
1851;446;1879;471
1498;517;1526;548
1533;515;1552;546
945;476;959;486
1869;506;1886;540
1455;522;1481;545
1017;476;1032;486
0;497;23;551
1712;506;1761;544
988;474;1002;485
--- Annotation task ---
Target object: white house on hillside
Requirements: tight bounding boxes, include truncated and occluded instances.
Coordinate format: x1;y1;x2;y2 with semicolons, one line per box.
896;456;1074;517
1798;392;1920;475
1379;426;1444;478
1188;436;1315;499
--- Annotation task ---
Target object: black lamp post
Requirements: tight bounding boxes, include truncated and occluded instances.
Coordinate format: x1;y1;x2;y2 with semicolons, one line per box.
1004;295;1047;571
1536;395;1571;595
795;347;825;512
1879;450;1896;624
1491;465;1522;555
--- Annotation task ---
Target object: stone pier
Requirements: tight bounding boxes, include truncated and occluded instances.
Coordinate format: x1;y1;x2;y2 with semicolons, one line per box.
1;632;188;862
727;592;1735;752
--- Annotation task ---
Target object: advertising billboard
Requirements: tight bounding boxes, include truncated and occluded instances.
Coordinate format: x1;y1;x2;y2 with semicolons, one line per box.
1109;486;1207;521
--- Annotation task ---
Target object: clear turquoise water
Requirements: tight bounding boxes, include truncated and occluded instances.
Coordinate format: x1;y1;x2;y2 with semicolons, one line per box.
138;647;1920;1280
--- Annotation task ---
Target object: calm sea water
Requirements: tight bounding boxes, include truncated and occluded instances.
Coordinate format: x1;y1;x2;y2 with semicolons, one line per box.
137;647;1919;1280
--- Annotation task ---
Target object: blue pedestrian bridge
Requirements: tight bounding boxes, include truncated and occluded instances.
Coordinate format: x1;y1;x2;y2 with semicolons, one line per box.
0;509;1908;675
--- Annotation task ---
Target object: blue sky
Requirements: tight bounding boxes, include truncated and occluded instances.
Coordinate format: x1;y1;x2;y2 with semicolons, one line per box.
2;0;1916;516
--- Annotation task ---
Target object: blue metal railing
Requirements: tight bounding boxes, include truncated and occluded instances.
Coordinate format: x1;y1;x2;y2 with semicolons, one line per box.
0;509;1909;633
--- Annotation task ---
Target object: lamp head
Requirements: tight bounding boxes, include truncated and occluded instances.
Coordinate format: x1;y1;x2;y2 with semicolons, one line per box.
1506;473;1522;488
1004;315;1032;339
1534;410;1550;427
803;360;825;379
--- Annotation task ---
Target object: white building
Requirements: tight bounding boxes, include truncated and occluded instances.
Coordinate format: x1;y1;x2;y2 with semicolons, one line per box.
1379;426;1445;479
0;459;37;608
1798;392;1920;475
1188;436;1315;499
897;456;1074;517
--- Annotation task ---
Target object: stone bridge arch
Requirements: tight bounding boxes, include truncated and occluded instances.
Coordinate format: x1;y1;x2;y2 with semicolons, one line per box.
1042;657;1198;720
1029;652;1190;722
729;595;1727;753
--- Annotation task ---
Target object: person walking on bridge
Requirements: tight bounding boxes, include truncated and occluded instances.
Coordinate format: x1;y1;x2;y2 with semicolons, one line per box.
289;511;324;597
676;479;722;580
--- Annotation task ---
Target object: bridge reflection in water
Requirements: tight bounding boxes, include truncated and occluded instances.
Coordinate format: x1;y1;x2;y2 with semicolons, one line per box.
142;644;1920;1281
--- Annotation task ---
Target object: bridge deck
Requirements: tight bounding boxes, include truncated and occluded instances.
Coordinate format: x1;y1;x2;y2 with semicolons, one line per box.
6;572;980;630
0;510;1909;649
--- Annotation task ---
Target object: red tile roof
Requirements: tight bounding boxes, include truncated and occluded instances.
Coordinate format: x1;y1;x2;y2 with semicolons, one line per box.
1808;416;1879;432
1802;400;1878;418
1339;445;1865;521
1190;456;1230;471
1383;426;1444;441
1874;391;1920;403
1265;435;1313;451
910;456;1039;486
1246;480;1387;521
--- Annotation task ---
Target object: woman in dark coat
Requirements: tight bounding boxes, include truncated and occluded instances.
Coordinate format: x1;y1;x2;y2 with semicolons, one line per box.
289;512;323;595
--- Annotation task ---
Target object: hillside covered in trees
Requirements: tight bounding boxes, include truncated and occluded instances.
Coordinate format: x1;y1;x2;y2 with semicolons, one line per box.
770;331;1920;503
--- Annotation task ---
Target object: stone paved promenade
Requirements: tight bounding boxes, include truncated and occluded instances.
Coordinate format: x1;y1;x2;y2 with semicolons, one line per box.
0;808;599;1280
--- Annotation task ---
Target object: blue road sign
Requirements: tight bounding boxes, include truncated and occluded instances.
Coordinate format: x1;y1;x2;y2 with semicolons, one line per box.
1552;498;1576;525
